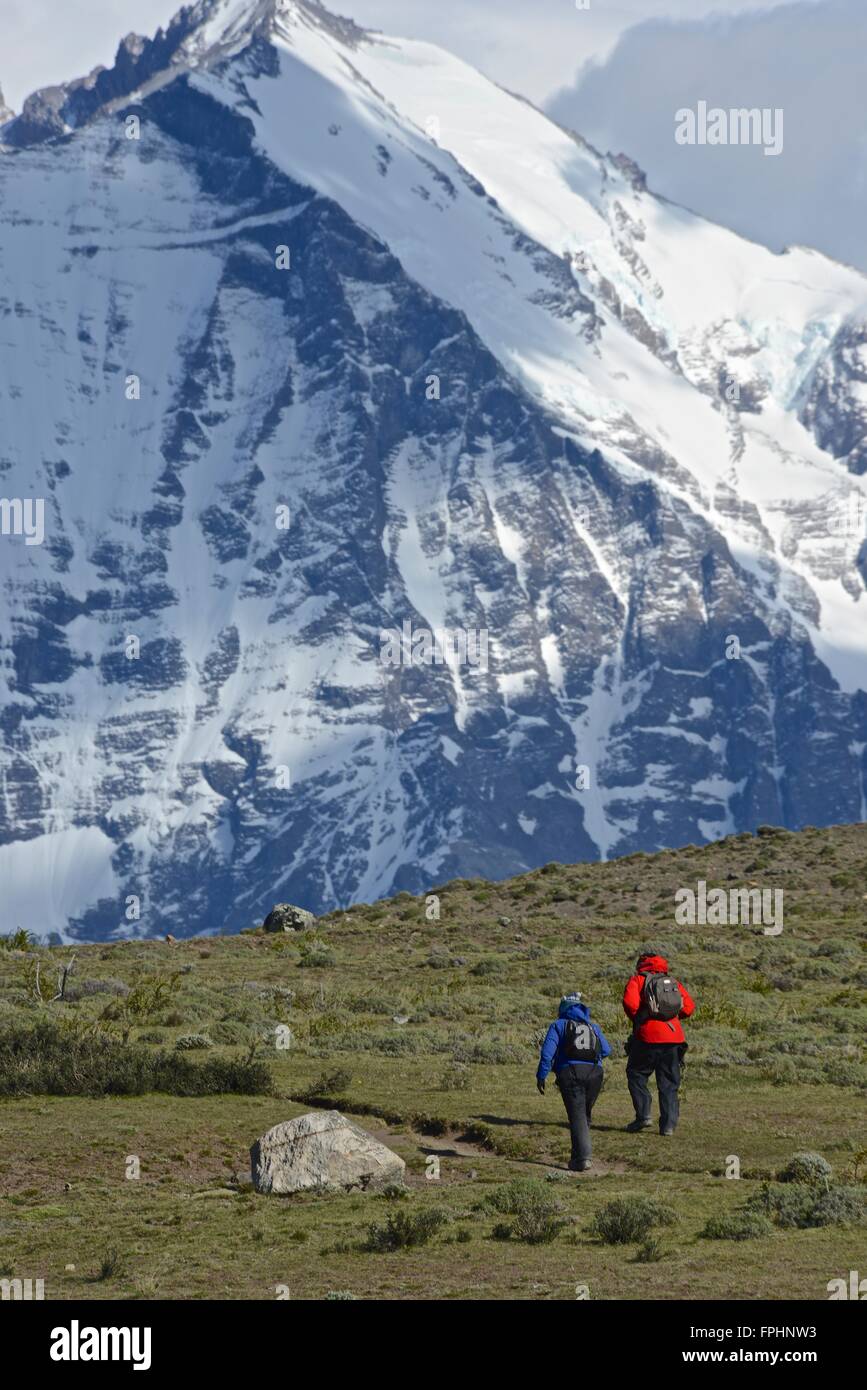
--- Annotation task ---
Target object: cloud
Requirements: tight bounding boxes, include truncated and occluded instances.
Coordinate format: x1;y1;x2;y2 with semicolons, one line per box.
546;0;867;273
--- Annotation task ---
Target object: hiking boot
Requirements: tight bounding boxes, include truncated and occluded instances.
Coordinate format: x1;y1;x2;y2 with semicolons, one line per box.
568;1159;592;1172
659;1128;676;1137
626;1118;651;1132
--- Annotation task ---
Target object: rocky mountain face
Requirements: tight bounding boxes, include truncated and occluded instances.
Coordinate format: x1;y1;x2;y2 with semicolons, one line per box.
799;315;867;479
1;0;865;940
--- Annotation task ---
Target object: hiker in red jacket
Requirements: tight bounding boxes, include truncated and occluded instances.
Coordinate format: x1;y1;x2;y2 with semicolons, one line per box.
622;952;695;1136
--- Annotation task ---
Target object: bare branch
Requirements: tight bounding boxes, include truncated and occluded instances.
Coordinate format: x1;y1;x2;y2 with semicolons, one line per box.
51;953;77;1002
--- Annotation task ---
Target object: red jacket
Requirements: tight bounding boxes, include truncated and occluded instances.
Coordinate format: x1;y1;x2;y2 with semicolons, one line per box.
622;954;695;1044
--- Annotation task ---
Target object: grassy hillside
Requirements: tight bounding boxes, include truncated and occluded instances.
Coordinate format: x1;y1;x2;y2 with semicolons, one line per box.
1;822;865;1300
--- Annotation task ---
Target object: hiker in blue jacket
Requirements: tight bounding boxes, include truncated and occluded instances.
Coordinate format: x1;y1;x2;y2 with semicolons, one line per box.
536;992;611;1171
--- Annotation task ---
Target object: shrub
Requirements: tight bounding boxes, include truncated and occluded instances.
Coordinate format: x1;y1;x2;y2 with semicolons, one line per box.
470;958;505;977
794;959;840;980
164;1053;273;1095
589;1197;677;1245
98;971;182;1041
439;1063;471;1091
485;1178;563;1245
370;1034;423;1057
512;1202;563;1245
808;1188;866;1228
93;1247;123;1282
486;1177;546;1215
410;1113;449;1136
174;1034;213;1051
760;1058;799;1086
0;1022;271;1097
701;1211;773;1241
634;1237;664;1262
209;1020;250;1045
66;977;130;1000
297;942;335;969
825;1060;867;1089
364;1207;450;1252
777;1152;833;1184
451;1038;527;1065
745;1182;865;1230
752;1185;819;1228
303;1067;353;1097
817;938;853;959
1;928;33;950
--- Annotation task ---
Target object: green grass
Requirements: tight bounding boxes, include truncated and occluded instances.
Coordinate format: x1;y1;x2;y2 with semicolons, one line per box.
0;821;864;1299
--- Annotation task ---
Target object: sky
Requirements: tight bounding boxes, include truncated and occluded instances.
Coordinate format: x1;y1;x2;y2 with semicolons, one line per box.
0;0;793;111
548;0;867;273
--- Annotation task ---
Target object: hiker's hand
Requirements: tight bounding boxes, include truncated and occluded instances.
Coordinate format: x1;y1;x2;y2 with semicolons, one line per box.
537;1080;546;1096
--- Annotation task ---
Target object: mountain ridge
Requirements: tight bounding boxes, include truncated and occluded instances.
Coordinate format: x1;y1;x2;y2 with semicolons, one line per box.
0;0;865;940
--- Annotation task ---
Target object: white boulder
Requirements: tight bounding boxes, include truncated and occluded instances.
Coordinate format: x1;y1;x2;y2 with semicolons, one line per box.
251;1112;405;1194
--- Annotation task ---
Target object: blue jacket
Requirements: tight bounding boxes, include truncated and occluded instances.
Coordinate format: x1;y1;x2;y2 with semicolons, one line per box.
536;1001;611;1082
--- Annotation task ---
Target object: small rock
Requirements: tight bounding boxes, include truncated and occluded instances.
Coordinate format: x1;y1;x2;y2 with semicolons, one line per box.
165;934;176;944
65;1264;76;1272
263;903;316;933
393;1015;410;1025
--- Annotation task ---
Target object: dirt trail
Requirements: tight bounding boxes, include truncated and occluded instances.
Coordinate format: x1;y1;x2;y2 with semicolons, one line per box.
370;1126;627;1179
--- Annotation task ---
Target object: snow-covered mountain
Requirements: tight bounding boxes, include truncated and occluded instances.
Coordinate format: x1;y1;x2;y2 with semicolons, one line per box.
1;0;865;940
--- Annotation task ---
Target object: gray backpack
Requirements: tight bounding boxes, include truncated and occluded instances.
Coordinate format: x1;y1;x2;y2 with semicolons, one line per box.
641;973;682;1022
563;1019;600;1062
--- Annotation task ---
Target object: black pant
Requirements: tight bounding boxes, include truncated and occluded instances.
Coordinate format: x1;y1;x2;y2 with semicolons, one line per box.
556;1064;603;1165
626;1040;684;1132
